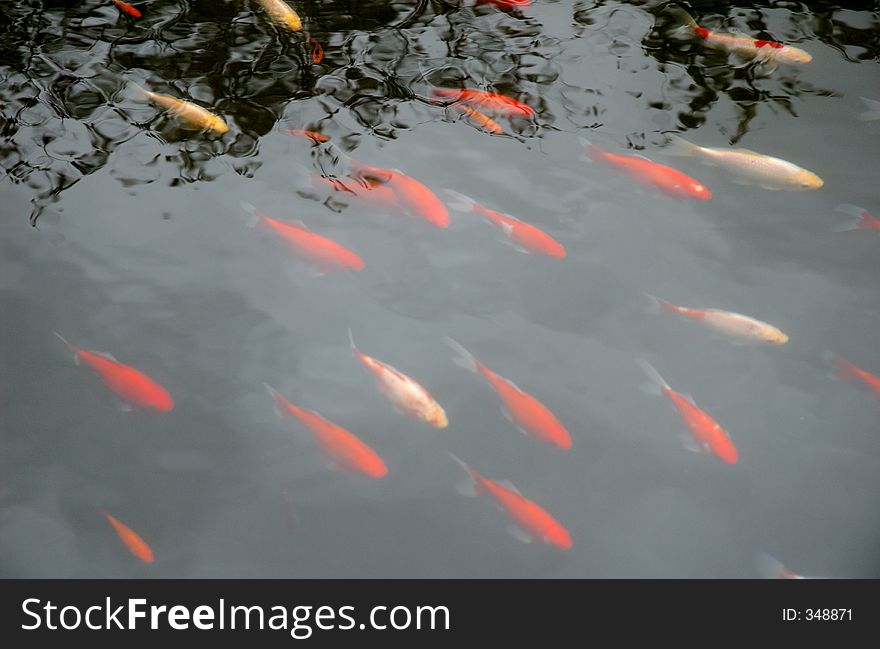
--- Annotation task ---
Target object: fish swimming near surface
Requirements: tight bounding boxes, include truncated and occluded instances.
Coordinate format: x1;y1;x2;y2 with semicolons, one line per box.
452;105;504;134
473;0;533;10
833;204;880;232
826;353;880;399
636;359;738;464
111;0;141;18
646;295;788;344
265;384;387;478
445;337;572;449
54;333;174;412
309;37;324;64
287;129;330;144
128;81;228;134
256;0;303;31
313;174;402;212
241;202;364;273
445;190;565;258
669;6;811;65
102;510;154;563
663;134;823;191
345;160;449;228
580;138;712;201
349;330;448;428
448;453;572;549
430;87;535;118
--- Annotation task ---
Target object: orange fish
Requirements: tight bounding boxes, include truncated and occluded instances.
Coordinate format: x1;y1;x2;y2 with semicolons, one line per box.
287;129;330;143
54;333;173;412
309;37;324;64
827;353;880;399
637;359;737;464
102;510;154;563
313;174;401;211
111;0;142;18
474;0;533;9
430;87;534;118
449;454;572;550
581;138;712;201
349;330;448;428
346;161;449;228
834;204;880;232
265;384;387;478
445;190;566;258
446;338;572;449
241;202;364;273
452;105;504;134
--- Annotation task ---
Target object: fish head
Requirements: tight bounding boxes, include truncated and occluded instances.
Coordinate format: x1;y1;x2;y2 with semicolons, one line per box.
782;47;812;64
365;457;389;479
209;116;230;134
545;526;573;550
765;328;789;345
795;170;823;190
152;392;175;412
423;403;448;429
713;437;739;465
687;181;713;201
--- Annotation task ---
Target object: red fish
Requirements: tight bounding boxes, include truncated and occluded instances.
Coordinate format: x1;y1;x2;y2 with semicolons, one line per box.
54;333;173;412
445;190;566;258
313;174;402;211
241;202;364;273
102;510;154;563
287;129;330;144
827;353;880;399
449;454;572;549
430;87;534;118
346;161;449;228
265;384;388;478
834;204;880;232
473;0;534;12
581;138;712;201
111;0;142;18
446;338;572;449
637;359;737;464
309;37;324;64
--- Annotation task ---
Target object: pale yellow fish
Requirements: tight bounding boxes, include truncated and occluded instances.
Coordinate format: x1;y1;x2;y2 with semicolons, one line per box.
349;330;448;428
452;105;504;134
257;0;302;31
130;82;228;134
648;295;789;344
664;134;822;191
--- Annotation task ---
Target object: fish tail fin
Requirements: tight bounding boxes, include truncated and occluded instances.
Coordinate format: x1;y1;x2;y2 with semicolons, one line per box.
663;133;698;157
636;358;670;395
126;80;150;101
444;336;480;374
644;293;678;314
858;97;880;121
578;136;602;163
240;201;263;228
347;328;362;358
833;204;871;232
54;331;80;364
667;5;699;29
443;188;477;213
448;452;482;496
755;552;788;579
823;351;851;381
264;382;294;418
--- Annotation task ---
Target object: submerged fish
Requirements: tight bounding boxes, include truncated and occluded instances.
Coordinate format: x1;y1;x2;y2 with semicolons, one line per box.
55;333;174;412
664;134;823;191
256;0;302;31
287;129;330;144
449;453;572;550
349;330;448;428
129;82;228;134
241;202;364;273
111;0;141;18
647;295;788;344
581;138;711;200
827;353;880;399
669;7;811;65
453;105;504;134
346;161;449;228
445;190;565;258
430;88;534;118
265;384;387;478
446;338;572;449
833;204;880;232
637;359;738;465
102;510;154;563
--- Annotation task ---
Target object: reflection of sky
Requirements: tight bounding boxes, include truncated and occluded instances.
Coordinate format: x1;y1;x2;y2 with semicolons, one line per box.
1;1;879;578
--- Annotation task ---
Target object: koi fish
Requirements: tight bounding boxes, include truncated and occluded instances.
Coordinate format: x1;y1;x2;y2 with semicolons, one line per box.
580;138;712;201
54;333;174;412
670;7;811;64
111;0;141;18
826;353;880;399
128;82;228;134
833;204;880;232
646;295;788;344
102;510;154;564
241;202;364;273
664;134;823;191
445;338;571;449
313;174;402;211
637;359;738;464
346;161;449;228
349;330;448;428
453;105;504;134
265;384;387;478
755;553;809;579
858;97;880;121
449;454;572;549
287;129;330;143
445;190;565;258
309;37;324;64
256;0;302;31
430;87;534;118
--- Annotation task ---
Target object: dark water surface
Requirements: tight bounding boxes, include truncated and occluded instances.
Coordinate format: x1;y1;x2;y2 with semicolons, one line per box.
1;0;879;578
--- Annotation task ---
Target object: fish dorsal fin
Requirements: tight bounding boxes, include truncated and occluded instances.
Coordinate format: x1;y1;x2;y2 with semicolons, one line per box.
496;479;521;495
290;219;309;230
729;147;761;156
95;351;119;362
681;393;696;406
631;152;652;161
499;374;524;393
379;360;412;385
